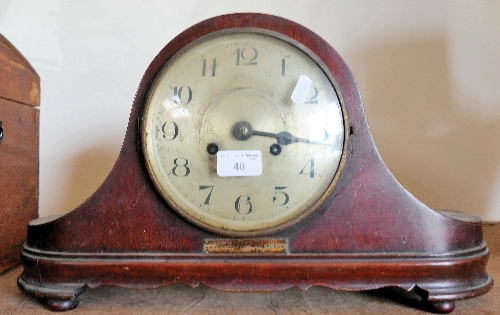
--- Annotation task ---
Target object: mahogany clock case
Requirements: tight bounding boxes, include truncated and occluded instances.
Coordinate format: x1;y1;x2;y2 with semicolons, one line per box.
17;13;492;313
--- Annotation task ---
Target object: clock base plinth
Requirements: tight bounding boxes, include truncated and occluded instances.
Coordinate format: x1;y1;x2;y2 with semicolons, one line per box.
18;243;492;313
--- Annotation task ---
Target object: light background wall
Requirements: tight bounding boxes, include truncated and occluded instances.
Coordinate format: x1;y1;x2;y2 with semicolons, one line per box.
1;1;499;222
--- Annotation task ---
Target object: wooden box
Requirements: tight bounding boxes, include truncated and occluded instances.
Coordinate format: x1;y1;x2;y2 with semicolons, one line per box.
0;34;39;273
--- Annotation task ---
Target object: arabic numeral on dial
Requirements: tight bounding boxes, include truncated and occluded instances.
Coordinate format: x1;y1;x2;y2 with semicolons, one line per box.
299;159;315;178
172;158;190;177
161;121;178;140
305;86;319;104
323;130;330;141
202;58;216;76
273;186;289;206
236;47;258;66
235;195;252;214
199;185;214;205
173;86;192;104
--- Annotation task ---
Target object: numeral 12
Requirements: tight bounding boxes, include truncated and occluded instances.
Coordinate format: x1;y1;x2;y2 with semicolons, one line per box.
236;47;258;66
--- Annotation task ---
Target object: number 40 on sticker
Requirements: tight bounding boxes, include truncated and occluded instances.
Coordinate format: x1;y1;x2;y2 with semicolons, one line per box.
233;163;245;171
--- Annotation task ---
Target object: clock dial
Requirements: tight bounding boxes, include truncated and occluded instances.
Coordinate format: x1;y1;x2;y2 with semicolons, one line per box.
142;30;347;236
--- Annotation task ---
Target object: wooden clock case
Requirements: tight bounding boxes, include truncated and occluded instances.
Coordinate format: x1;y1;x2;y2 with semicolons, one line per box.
17;13;492;313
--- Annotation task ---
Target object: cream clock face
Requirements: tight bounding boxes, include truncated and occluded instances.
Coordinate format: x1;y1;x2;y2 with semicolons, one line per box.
141;30;347;236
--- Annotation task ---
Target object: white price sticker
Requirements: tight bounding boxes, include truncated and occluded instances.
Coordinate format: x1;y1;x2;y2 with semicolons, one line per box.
217;150;262;177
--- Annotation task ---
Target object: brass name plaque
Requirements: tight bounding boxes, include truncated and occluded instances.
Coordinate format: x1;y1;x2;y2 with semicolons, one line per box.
204;238;288;254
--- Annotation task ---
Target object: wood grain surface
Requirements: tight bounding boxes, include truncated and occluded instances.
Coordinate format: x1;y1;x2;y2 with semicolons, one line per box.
0;34;39;273
0;34;39;107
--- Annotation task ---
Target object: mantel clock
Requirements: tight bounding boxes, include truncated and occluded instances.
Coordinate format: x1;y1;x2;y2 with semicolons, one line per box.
18;13;492;313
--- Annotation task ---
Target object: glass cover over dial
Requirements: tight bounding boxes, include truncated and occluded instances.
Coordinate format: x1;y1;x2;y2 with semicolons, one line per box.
142;30;346;236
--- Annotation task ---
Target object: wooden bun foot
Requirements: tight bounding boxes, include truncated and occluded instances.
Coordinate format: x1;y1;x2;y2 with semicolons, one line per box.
426;300;455;313
45;299;79;312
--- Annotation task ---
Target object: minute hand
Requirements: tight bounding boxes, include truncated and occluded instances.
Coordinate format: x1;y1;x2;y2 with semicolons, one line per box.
252;130;326;146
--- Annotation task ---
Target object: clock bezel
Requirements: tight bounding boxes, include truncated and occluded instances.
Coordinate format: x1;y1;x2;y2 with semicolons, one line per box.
140;27;351;237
